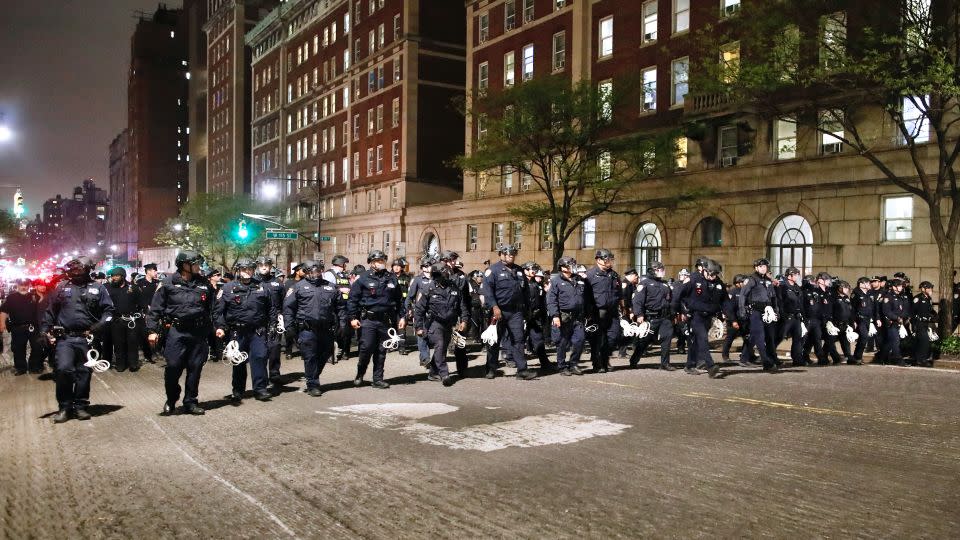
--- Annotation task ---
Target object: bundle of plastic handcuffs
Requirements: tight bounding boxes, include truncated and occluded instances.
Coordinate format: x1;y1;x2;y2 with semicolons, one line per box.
845;325;859;344
708;317;726;340
480;324;498;346
619;318;652;338
451;330;467;349
762;306;779;324
382;327;403;350
121;312;143;329
223;339;249;365
83;334;110;373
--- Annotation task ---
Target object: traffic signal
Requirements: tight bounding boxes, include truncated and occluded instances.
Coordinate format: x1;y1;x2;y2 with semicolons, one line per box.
236;219;249;241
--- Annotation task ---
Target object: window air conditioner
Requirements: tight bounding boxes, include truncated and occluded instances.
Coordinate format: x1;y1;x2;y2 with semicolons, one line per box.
541;240;553;250
822;142;842;155
470;242;478;251
721;155;738;167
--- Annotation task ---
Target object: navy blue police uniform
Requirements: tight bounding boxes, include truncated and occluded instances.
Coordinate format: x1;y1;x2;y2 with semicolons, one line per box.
216;278;276;399
1;286;45;374
738;271;780;369
547;271;587;373
629;270;674;368
776;280;806;365
584;264;622;372
346;268;404;386
283;271;344;393
414;273;469;381
481;260;529;374
671;270;725;373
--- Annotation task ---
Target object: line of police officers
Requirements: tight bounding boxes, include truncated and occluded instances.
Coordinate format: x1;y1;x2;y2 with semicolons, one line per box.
13;244;954;423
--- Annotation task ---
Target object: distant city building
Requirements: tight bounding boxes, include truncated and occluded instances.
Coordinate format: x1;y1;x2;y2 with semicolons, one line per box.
185;0;209;196
39;179;109;256
124;4;189;258
108;129;133;260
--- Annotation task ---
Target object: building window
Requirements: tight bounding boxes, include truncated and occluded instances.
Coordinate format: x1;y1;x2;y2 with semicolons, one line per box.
719;125;738;166
513;221;524;249
555;0;566;9
768;214;813;276
598;151;612;180
376;145;383;173
477;62;489;91
883;196;913;241
492;223;506;250
581;218;597;249
502;166;514;193
552;32;565;72
775;117;797;160
722;0;741;17
353;114;360;141
671;57;688;106
394;14;401;41
522;0;534;22
598;80;613;121
467;225;479;251
598;17;613;58
390;185;399;208
392;98;400;127
504;51;515;86
902;96;930;144
383;231;391;252
505;1;516;30
477;114;487;140
367;109;375;135
675;136;688;171
367;148;374;176
378;23;385;47
819;110;844;154
376;189;383;211
394;59;402;81
376;104;384;132
478;12;489;43
522;44;534;81
698;217;723;247
642;1;658;43
633;223;662;274
343;157;349;182
367;190;374;212
673;0;690;33
353;152;360;178
719;41;740;84
641;66;657;111
391;140;400;170
820;12;847;69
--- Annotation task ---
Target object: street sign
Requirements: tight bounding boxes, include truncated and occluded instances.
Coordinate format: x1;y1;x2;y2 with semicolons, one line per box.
265;229;298;240
320;236;332;241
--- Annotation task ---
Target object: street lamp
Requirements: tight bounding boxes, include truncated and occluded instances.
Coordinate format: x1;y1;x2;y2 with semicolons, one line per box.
0;113;12;143
261;182;280;200
88;248;96;255
173;223;184;232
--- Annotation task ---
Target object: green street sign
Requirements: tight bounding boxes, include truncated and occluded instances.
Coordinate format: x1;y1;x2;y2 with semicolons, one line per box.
319;236;332;241
265;229;299;240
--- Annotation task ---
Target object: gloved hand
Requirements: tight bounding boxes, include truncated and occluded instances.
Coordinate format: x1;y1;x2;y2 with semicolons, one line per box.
491;305;502;322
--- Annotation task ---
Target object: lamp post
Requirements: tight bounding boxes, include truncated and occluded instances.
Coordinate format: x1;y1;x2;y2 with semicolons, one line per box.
0;112;12;143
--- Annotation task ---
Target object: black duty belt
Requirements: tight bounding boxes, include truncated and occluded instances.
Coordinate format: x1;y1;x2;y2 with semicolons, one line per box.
361;311;393;323
172;318;209;331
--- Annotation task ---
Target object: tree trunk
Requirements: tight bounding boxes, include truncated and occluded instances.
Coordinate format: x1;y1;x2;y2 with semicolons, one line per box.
936;238;956;336
552;236;565;271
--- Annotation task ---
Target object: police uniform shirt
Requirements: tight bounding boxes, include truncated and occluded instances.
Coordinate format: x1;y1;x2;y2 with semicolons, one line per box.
482;261;527;311
585;266;622;311
147;273;215;333
215;279;276;330
881;292;909;323
803;287;833;321
283;277;345;327
413;281;469;330
106;280;141;316
406;274;433;312
851;289;877;321
547;274;586;317
43;278;115;333
911;293;935;322
633;275;671;318
1;291;40;326
833;294;854;324
137;277;161;313
671;273;725;315
345;269;403;321
738;272;778;317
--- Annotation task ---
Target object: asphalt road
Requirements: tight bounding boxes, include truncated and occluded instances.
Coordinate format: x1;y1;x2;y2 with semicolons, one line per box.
1;341;958;539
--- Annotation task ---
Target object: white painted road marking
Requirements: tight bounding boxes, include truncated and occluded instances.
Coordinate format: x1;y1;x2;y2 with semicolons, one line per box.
319;403;630;452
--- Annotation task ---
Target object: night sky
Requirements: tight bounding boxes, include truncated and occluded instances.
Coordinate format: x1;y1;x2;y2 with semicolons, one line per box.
0;0;173;217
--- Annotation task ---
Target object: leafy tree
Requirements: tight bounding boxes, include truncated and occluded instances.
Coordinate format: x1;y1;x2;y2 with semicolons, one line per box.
155;193;277;270
460;75;706;268
690;0;960;332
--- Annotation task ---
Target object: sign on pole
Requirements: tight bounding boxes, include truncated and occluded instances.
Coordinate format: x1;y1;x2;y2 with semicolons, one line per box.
265;229;299;240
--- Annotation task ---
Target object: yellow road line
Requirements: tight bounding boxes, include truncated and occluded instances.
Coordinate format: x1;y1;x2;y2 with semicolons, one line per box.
589;381;937;427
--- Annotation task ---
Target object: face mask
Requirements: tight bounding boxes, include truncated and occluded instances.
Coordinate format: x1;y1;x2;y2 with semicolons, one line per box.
372;262;386;271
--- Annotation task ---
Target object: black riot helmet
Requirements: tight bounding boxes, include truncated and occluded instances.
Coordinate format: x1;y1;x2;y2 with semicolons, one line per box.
557;256;577;270
302;260;324;274
498;244;519;256
367;250;387;263
331;255;349;267
234;258;256;271
175;250;204;268
430;263;450;283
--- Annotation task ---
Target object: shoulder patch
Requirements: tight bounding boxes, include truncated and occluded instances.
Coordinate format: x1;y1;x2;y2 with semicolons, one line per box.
913;297;919;303
285;288;294;298
637;285;643;292
217;289;224;299
88;288;99;295
884;298;889;303
484;269;492;277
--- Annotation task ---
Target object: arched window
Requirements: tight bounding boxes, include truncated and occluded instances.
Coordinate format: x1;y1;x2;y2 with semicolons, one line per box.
697;217;723;247
422;232;440;259
633;222;662;274
768;214;813;276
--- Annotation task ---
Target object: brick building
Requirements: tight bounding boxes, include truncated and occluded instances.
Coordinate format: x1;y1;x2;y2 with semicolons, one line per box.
245;0;466;267
185;0;209;196
391;0;955;290
124;5;189;259
107;129;132;260
203;0;281;196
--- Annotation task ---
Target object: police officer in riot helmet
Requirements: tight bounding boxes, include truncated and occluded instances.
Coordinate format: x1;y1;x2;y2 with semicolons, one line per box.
414;263;469;386
323;255;353;363
254;255;285;383
147;250;216;415
42;256;115;423
482;244;537;380
283;260;345;396
215;258;276;402
438;250;472;376
346;250;406;388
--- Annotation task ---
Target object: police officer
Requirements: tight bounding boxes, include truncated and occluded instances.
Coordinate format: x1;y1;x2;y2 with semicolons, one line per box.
137;263;161;362
42;257;115;423
206;268;225;362
777;268;807;366
438;251;473;377
523;261;554;371
103;267;143;372
283;260;344;396
406;257;435;367
414;263;469;386
0;278;44;375
347;250;406;388
738;258;781;372
547;256;587;376
584;249;621;373
467;270;485;342
674;268;692;355
253;256;284;382
825;281;855;364
33;278;57;372
803;272;833;366
323;255;353;363
881;278;910;366
482;244;537;380
215;258;276;402
629;261;675;370
911;281;936;367
283;263;305;359
868;276;887;362
619;268;639;358
147;250;215;415
850;277;876;365
672;258;724;378
721;275;748;364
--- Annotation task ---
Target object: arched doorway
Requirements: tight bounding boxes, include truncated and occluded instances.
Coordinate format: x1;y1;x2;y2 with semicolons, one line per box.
633;222;662;274
768;214;813;276
422;232;440;259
